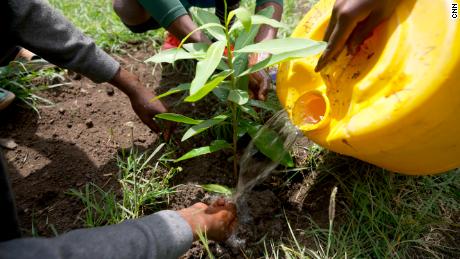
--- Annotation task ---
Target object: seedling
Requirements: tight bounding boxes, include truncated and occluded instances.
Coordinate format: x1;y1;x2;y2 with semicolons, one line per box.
147;2;326;177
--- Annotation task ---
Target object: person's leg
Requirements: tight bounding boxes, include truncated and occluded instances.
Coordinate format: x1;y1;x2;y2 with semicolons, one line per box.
112;0;161;33
0;148;21;241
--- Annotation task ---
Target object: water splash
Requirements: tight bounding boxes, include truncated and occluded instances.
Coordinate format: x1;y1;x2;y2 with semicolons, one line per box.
233;110;302;203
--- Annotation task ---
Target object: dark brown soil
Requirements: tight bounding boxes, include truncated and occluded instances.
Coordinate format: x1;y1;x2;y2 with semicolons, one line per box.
0;43;165;235
0;40;333;258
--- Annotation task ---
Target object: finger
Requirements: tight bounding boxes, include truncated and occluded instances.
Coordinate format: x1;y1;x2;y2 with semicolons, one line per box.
144;117;161;133
162;121;175;141
323;5;339;42
257;75;270;101
213;198;226;207
226;202;237;217
315;14;360;72
347;13;384;55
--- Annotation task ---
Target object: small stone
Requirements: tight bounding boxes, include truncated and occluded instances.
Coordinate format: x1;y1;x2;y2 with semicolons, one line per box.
67;123;72;128
0;138;18;150
85;119;94;128
58;107;65;114
49;119;55;124
106;87;115;96
86;102;92;107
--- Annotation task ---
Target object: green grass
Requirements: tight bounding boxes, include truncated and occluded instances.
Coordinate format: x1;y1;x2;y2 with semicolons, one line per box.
69;144;180;227
48;0;162;52
0;61;66;115
266;147;460;258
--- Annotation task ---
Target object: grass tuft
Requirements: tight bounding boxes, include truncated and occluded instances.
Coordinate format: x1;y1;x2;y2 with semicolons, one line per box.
69;144;180;227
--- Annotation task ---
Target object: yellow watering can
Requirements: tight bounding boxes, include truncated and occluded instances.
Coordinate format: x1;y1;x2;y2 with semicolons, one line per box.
277;0;460;175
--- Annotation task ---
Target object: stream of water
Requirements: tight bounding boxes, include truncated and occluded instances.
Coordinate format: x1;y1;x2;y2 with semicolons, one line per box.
233;110;303;202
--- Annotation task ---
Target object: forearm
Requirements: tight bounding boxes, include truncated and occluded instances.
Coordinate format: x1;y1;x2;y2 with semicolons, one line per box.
7;0;119;83
0;211;193;259
167;15;212;44
254;2;283;43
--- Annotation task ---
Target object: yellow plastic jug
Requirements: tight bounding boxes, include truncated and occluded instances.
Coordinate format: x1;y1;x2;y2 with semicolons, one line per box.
277;0;460;175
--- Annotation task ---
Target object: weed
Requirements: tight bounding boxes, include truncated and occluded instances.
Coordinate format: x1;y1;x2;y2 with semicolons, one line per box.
265;153;460;258
197;229;216;259
69;144;179;226
0;61;67;115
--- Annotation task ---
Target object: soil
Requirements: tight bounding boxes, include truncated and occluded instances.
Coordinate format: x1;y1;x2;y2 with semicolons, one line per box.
0;39;335;257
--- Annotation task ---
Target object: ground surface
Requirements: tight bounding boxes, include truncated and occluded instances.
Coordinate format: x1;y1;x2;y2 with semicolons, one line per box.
0;43;162;235
1;0;459;258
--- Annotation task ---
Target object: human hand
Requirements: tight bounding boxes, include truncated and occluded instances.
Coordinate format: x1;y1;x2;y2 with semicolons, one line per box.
109;68;172;139
178;198;237;242
315;0;400;72
248;52;271;101
128;88;172;140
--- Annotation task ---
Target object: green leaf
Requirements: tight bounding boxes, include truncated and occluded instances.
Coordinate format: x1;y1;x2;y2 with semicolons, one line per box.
212;85;230;101
236;38;323;55
179;23;226;47
246;124;294;167
233;54;249;77
174;140;231;162
230;14;286;33
182;43;209;58
152;83;190;100
234;7;274;50
232;7;274;77
155;113;203;125
248;99;281;112
239;43;327;76
194;9;226;41
191;41;227;95
229;7;252;32
145;48;194;64
240;105;259;120
228;89;249;105
182;115;228;141
185;70;232;102
200;184;233;196
251;15;286;28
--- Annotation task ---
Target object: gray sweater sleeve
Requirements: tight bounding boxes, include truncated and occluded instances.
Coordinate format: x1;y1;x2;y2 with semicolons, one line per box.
0;210;193;259
7;0;120;83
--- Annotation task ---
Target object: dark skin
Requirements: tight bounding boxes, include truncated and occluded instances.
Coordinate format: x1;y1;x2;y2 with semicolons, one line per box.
109;68;171;139
315;0;400;72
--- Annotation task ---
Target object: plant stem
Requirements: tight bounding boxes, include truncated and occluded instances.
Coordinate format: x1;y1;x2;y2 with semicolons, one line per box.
223;1;238;179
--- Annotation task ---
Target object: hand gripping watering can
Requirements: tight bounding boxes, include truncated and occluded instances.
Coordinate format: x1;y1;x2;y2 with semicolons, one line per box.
277;0;460;175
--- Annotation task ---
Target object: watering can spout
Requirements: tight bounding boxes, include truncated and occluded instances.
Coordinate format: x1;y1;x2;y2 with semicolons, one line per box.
277;0;460;175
